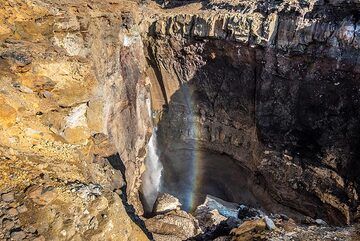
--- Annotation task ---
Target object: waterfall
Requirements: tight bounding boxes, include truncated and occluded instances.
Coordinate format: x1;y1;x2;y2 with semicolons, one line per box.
141;98;163;213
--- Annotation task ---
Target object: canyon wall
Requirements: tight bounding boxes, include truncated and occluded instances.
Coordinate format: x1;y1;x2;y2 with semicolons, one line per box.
144;0;360;225
0;0;152;239
0;0;360;240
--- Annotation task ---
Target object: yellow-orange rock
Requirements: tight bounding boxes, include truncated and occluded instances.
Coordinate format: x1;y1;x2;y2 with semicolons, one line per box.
63;126;91;144
61;103;91;144
0;97;17;128
231;219;267;241
87;99;105;134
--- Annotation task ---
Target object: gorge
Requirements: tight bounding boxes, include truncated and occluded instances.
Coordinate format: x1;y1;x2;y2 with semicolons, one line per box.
0;0;359;240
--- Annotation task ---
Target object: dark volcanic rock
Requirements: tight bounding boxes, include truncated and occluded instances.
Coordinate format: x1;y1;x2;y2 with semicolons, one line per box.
237;205;262;220
146;1;360;225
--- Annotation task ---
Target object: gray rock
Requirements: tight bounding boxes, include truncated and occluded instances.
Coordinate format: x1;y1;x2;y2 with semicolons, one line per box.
153;193;181;214
70;183;102;200
1;192;15;202
264;216;276;230
1;51;32;66
196;195;239;219
10;230;26;240
2;219;15;230
17;205;28;214
238;205;264;220
7;208;18;216
195;207;227;231
315;219;327;226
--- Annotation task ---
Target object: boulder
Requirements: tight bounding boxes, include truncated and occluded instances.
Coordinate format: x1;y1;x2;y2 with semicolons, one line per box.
1;192;15;202
195;208;227;231
10;230;26;240
195;195;239;220
153;193;181;214
145;210;202;241
230;219;266;241
264;216;276;230
237;205;263;220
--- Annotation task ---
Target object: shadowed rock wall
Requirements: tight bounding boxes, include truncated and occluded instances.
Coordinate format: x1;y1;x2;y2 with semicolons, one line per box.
145;1;360;225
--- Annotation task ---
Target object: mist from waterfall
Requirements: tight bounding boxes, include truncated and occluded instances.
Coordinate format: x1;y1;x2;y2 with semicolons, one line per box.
141;98;163;213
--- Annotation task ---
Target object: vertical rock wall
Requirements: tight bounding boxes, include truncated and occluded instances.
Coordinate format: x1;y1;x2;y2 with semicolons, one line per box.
143;0;360;225
0;0;153;239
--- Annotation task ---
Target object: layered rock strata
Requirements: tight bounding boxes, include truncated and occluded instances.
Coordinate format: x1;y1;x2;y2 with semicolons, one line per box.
145;0;360;225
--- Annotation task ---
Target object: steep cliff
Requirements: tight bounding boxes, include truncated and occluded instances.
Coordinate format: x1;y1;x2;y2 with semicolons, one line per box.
0;0;151;239
144;0;360;225
0;0;359;240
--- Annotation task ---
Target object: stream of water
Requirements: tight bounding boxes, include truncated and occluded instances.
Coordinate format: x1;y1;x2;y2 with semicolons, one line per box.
141;98;163;212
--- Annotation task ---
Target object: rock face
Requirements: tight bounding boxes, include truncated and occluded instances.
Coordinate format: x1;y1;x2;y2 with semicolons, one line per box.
1;0;360;240
146;0;360;225
0;181;149;241
0;0;152;239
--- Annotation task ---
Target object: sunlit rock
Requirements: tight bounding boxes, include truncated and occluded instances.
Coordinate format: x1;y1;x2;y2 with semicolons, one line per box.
145;209;202;241
0;0;359;240
0;96;17;128
153;193;181;214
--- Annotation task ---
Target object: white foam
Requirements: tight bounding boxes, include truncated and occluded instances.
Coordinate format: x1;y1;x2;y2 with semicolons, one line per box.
141;98;163;212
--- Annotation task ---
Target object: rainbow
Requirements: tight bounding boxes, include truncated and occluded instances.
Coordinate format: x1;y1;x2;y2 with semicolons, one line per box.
175;83;203;211
154;82;208;212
